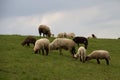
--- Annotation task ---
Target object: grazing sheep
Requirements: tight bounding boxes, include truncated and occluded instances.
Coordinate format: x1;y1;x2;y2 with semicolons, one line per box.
38;25;51;37
67;33;75;38
57;32;67;38
88;34;97;39
74;46;86;63
21;36;36;47
85;50;110;65
33;38;50;55
50;38;76;56
73;36;88;49
92;34;97;38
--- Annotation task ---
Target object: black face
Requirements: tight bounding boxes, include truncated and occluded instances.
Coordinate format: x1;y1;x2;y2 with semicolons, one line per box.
21;42;26;46
35;50;38;54
85;56;90;61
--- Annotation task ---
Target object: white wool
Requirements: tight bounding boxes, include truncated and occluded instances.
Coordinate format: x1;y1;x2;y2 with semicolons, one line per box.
74;46;86;62
88;50;110;59
67;33;75;38
34;38;50;52
49;38;75;55
57;32;67;38
50;38;75;49
86;50;110;65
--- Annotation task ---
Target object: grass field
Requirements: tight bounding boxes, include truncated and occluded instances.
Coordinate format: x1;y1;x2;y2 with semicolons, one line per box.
0;35;120;80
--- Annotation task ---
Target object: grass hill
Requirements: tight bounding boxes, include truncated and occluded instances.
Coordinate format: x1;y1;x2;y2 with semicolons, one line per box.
0;35;120;80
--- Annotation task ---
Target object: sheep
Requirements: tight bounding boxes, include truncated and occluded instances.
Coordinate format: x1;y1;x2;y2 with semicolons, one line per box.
74;46;86;63
21;36;36;47
67;33;75;38
92;34;97;38
85;50;110;65
49;38;76;56
73;36;88;49
88;34;97;39
57;32;67;38
38;25;51;37
33;38;50;55
57;32;75;38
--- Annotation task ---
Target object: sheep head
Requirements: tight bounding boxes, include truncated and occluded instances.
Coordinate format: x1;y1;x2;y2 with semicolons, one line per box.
73;54;79;59
85;56;91;61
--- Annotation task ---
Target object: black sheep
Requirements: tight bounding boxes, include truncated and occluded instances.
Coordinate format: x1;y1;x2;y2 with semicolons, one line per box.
73;36;88;49
21;36;36;47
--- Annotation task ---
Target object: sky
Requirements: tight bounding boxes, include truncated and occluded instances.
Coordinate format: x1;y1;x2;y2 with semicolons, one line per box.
0;0;120;38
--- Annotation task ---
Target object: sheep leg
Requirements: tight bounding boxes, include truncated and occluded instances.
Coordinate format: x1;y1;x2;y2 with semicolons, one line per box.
43;34;45;37
71;47;76;56
59;49;62;55
42;49;44;55
39;32;41;36
105;59;109;65
45;48;49;56
38;49;41;54
82;56;85;63
27;43;30;47
80;56;82;62
97;59;100;64
85;45;87;49
70;50;74;56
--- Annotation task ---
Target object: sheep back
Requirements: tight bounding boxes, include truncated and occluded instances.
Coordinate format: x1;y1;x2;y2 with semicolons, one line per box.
88;50;110;59
50;38;75;50
50;38;76;55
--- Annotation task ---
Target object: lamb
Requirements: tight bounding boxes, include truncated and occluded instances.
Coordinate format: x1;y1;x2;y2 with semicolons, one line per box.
85;50;110;65
33;38;50;55
38;25;51;37
73;36;88;49
21;36;36;47
74;46;86;63
49;38;76;56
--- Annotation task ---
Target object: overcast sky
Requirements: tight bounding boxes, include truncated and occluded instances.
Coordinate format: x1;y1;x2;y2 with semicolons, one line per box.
0;0;120;38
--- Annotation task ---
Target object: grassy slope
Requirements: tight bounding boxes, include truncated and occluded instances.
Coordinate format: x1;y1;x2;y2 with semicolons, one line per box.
0;35;120;80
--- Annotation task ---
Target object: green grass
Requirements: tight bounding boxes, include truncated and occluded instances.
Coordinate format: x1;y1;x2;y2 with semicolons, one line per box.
0;35;120;80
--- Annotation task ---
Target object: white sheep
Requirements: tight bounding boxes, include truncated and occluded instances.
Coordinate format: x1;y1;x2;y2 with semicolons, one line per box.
49;38;76;56
33;38;50;55
67;33;75;38
57;32;67;38
74;46;86;63
85;50;110;65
